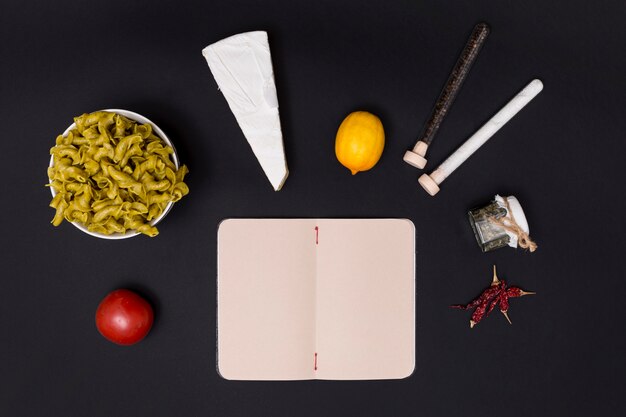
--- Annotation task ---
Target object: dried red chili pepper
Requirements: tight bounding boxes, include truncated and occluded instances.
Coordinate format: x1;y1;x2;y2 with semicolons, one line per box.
450;265;535;328
486;292;501;316
499;292;511;324
499;286;536;324
506;287;535;298
470;302;489;327
450;265;502;311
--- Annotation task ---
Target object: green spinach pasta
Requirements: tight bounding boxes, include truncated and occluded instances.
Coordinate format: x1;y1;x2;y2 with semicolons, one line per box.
48;111;189;237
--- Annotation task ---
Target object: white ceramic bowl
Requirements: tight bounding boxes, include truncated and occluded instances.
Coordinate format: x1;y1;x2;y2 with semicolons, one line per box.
49;109;179;239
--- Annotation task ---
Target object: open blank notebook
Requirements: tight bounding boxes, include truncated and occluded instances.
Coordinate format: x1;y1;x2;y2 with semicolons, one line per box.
217;219;415;380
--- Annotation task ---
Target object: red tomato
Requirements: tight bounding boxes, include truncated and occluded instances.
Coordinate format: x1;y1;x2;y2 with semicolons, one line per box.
95;289;154;345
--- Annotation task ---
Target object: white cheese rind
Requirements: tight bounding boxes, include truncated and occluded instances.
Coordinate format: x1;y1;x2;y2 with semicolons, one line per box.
203;31;288;191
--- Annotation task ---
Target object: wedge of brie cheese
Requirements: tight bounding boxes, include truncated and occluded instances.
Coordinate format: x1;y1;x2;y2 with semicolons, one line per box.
202;31;289;191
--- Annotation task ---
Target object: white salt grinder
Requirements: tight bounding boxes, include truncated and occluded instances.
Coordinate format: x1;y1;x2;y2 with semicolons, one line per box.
419;79;544;196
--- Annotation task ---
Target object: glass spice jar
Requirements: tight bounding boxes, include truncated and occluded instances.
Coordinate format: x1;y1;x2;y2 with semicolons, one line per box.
468;195;530;252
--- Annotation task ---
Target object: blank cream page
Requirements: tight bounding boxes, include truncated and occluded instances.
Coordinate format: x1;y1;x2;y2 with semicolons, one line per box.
314;219;415;380
217;219;317;380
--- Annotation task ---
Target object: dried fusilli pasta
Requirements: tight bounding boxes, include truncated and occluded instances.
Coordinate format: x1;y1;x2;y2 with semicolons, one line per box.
48;111;189;237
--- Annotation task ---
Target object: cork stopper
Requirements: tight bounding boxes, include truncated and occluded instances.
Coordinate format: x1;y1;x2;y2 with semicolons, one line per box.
403;141;428;169
418;173;440;196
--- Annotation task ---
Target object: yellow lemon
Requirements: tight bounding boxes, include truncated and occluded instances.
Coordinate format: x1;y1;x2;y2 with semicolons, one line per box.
335;111;385;175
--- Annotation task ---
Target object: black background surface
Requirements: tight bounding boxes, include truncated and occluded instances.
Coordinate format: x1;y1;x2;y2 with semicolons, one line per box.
1;1;625;416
